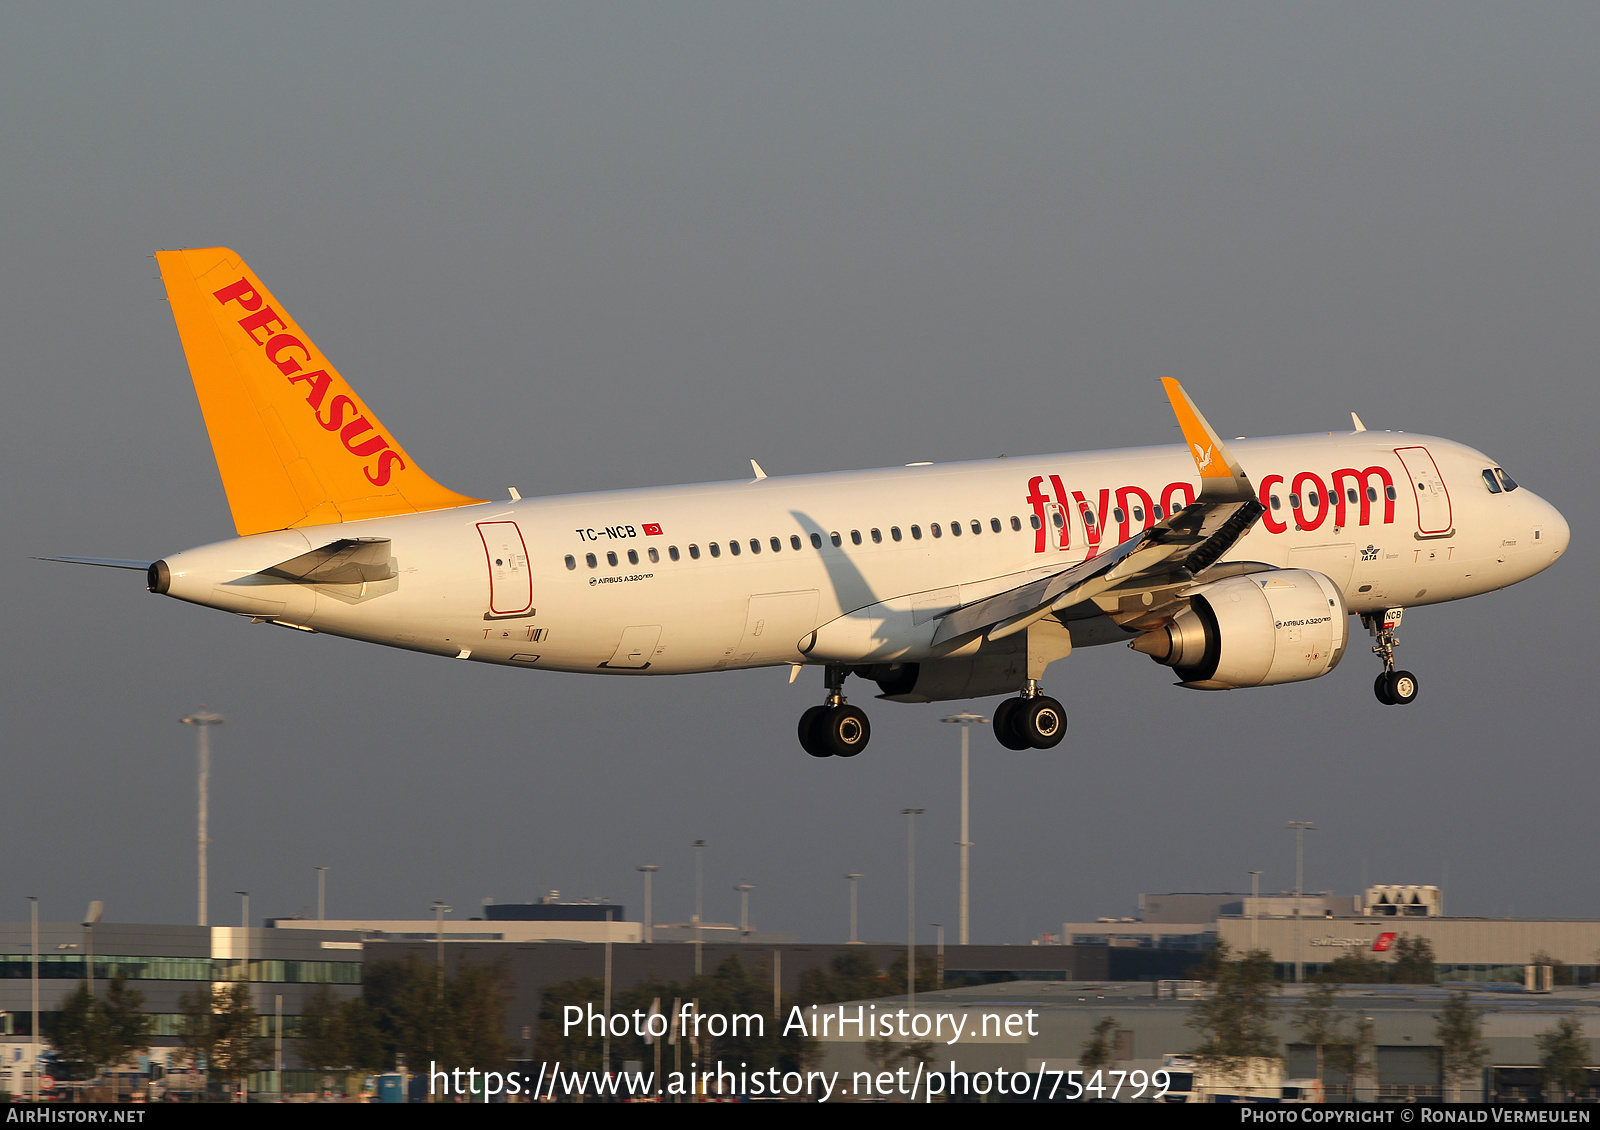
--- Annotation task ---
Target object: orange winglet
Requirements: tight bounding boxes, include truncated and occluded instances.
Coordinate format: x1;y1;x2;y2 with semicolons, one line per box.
1159;378;1254;499
158;248;483;536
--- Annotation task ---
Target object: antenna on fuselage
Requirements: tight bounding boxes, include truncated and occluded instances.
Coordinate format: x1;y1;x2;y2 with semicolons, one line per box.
1351;412;1367;432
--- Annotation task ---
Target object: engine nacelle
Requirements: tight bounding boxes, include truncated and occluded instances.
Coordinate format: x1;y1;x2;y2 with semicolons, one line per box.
1130;569;1348;689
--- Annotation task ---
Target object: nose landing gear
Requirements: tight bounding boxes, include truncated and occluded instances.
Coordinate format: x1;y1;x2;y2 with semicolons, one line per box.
799;665;872;757
1366;608;1420;706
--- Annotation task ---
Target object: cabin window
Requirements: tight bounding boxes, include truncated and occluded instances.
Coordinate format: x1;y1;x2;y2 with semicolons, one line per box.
689;544;701;559
1030;514;1042;529
911;525;922;540
1367;486;1378;503
1385;485;1397;501
790;535;802;550
1133;507;1144;522
1270;495;1281;510
627;549;639;565
830;532;842;547
1289;493;1301;509
669;546;681;561
891;526;902;541
1154;505;1165;520
564;555;576;570
606;551;618;566
749;539;761;554
850;530;862;545
771;537;782;552
870;528;882;543
729;540;741;556
1112;508;1125;524
1010;515;1021;531
1307;490;1320;508
1051;511;1064;529
949;521;961;537
1083;511;1097;527
1495;468;1519;492
971;519;982;535
648;547;659;564
709;543;721;558
931;523;943;538
1347;488;1358;504
810;532;822;549
586;553;597;568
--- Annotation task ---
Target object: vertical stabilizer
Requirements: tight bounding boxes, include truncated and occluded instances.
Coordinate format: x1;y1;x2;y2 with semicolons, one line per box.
157;247;482;535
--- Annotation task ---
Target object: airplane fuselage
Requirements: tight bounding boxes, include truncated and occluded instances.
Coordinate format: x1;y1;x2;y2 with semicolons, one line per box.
155;430;1567;679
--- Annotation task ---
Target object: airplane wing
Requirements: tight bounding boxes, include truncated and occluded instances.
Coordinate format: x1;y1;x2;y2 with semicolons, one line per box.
931;379;1265;647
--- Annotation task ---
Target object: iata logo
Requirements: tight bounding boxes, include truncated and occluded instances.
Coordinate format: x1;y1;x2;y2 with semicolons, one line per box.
1372;932;1398;952
1361;544;1380;561
212;278;407;487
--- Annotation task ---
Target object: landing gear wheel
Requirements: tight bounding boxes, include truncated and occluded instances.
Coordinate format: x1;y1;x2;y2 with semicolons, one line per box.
992;698;1031;750
798;705;831;756
1015;696;1067;749
1386;670;1419;706
1373;672;1395;706
816;704;871;757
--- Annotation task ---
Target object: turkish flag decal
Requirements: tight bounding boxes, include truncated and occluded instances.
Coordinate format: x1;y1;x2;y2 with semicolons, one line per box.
642;523;663;536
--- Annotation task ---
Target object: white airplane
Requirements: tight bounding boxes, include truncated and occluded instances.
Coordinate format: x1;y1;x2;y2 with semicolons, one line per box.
44;249;1569;757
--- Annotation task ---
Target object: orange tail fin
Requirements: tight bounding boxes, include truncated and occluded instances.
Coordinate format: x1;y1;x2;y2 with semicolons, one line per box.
157;247;482;536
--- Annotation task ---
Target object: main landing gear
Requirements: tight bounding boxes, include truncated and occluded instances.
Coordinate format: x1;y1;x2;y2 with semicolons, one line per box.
799;666;872;757
992;681;1068;750
1366;608;1420;707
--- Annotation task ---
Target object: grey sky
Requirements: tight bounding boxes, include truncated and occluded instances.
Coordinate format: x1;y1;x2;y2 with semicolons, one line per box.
3;4;1595;942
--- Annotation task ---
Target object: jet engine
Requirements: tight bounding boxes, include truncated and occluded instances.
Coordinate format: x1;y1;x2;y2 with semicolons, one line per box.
1130;569;1348;689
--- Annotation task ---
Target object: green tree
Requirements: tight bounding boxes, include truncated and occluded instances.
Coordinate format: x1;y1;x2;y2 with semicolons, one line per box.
298;983;384;1091
1293;983;1348;1088
1390;935;1436;984
1435;991;1489;1103
47;972;152;1082
797;950;893;1006
1329;1015;1375;1099
1536;1016;1590;1103
211;983;269;1094
883;950;940;996
1531;951;1575;987
1186;943;1281;1072
1080;1016;1117;1071
1319;951;1386;984
446;957;513;1074
365;954;456;1071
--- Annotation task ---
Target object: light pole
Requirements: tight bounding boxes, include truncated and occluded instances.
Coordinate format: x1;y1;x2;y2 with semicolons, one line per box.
1248;871;1263;951
1288;822;1316;983
637;866;659;943
736;884;754;941
181;710;225;927
901;809;924;1011
431;900;451;990
693;840;706;975
83;902;102;996
932;923;945;990
845;873;863;944
940;712;987;946
236;891;249;929
316;867;329;922
28;897;38;1101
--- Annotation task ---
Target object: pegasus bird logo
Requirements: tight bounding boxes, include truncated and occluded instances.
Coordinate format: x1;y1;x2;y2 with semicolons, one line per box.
1193;442;1214;470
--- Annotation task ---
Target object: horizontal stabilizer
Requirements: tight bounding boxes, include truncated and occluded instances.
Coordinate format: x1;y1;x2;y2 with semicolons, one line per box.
34;556;155;571
261;538;395;584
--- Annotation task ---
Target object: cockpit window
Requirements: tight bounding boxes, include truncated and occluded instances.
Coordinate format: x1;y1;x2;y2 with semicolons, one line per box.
1482;468;1502;494
1494;468;1519;492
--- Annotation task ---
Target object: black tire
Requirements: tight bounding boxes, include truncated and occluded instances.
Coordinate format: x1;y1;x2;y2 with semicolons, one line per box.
798;705;830;757
1015;696;1067;749
1374;672;1395;706
817;704;871;757
993;698;1031;750
1387;670;1419;706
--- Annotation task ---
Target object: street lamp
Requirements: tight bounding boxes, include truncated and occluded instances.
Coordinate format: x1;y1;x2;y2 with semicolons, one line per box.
315;867;330;922
27;897;39;1101
181;710;225;926
431;900;451;988
236;891;249;930
1248;871;1263;951
940;712;987;946
1288;822;1316;983
692;840;706;975
735;883;755;941
901;809;925;1011
844;873;863;944
637;866;659;943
